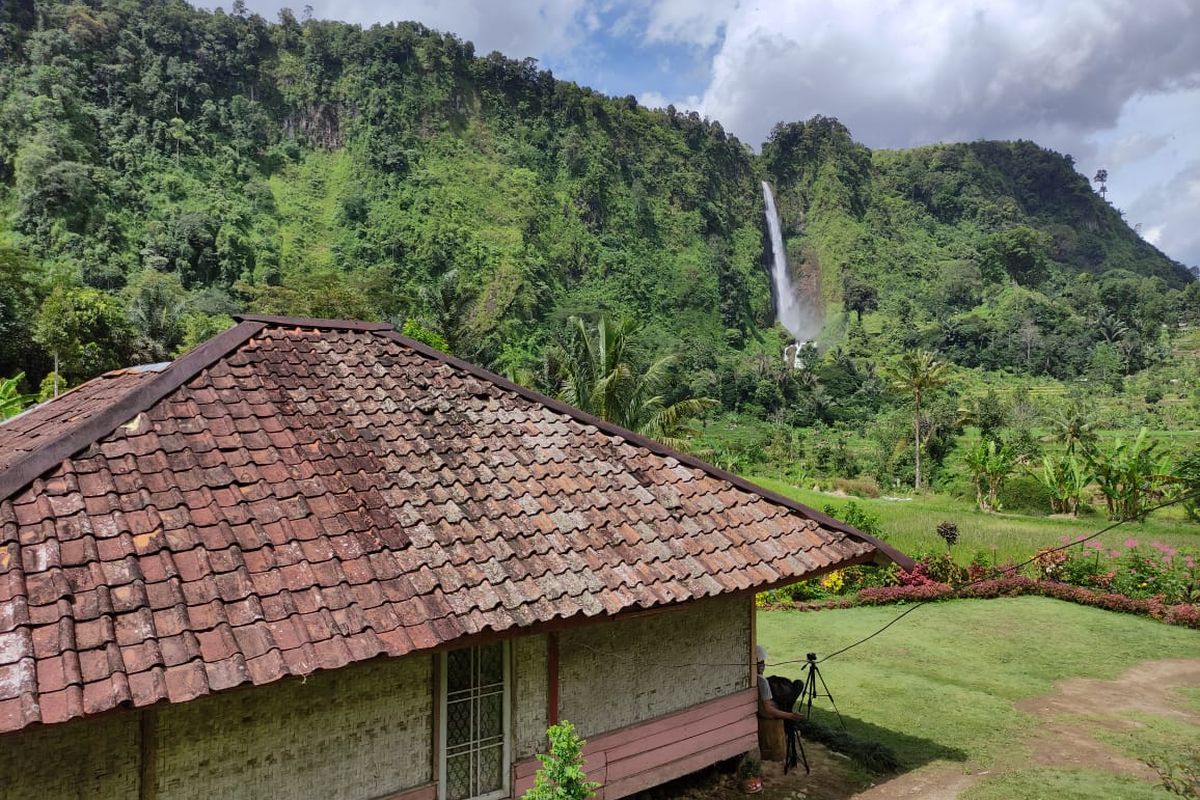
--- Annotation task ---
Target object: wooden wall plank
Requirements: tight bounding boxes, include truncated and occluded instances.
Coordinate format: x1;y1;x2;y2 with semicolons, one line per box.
512;689;757;800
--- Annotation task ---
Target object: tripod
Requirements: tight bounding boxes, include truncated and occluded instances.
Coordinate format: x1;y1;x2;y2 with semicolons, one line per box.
797;652;845;730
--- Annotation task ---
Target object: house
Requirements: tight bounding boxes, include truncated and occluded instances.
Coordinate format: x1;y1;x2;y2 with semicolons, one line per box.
0;315;909;800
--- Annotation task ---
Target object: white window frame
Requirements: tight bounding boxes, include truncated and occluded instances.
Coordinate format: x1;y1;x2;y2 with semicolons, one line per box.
438;642;512;800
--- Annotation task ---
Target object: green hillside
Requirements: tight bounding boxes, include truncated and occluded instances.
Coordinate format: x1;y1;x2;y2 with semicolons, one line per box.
1;1;1197;498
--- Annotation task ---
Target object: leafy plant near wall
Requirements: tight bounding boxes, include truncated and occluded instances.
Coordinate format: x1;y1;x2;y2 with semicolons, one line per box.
0;371;35;419
523;721;599;800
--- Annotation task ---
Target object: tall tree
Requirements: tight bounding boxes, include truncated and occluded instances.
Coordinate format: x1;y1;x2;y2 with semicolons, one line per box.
553;316;716;450
885;349;951;490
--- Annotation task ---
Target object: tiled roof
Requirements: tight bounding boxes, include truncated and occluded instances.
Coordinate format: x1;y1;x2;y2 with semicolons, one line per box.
0;315;907;734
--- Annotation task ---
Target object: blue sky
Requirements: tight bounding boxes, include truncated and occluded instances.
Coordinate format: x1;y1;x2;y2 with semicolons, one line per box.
190;1;1200;269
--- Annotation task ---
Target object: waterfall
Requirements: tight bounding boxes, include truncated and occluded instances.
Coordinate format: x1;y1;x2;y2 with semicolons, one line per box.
762;180;817;342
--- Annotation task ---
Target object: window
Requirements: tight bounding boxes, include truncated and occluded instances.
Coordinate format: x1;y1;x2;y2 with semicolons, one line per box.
440;642;510;800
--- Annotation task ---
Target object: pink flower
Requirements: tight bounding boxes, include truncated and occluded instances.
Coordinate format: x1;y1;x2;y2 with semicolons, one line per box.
1108;550;1122;559
1060;535;1071;545
1075;534;1088;542
1183;556;1195;569
1124;538;1139;549
1086;540;1103;551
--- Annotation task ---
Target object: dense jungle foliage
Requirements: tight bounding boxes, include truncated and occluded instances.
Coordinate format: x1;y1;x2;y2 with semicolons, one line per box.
1;0;1197;496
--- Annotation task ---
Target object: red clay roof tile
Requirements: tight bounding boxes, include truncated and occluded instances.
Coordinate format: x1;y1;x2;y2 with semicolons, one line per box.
0;317;905;734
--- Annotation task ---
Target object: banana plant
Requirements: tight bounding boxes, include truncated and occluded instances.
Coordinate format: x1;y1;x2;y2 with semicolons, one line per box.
964;437;1020;512
0;372;36;421
1084;428;1175;521
1035;454;1092;515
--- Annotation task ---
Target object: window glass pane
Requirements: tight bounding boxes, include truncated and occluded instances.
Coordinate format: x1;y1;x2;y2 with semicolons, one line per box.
477;642;504;686
446;698;472;748
446;752;472;800
478;690;503;740
443;643;506;799
478;744;503;794
448;648;472;694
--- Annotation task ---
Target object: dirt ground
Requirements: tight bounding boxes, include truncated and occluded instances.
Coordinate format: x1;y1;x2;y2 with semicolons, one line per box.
645;658;1200;800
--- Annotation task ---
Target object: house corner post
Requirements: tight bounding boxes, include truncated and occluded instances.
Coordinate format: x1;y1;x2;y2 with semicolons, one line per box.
139;708;158;800
547;632;559;727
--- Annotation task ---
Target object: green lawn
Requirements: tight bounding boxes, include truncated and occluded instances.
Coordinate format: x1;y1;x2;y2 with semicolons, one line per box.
749;476;1200;564
759;598;1200;799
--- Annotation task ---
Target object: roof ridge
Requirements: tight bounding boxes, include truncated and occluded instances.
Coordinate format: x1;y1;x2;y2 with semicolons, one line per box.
0;320;267;505
233;313;393;331
372;328;913;569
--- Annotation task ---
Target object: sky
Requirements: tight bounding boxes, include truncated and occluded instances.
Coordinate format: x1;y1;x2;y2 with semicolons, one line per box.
192;0;1200;269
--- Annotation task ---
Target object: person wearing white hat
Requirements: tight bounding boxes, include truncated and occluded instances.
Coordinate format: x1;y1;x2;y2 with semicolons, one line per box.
756;645;803;722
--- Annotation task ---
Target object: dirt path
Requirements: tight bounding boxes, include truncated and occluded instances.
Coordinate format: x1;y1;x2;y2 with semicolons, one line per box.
653;658;1200;800
844;658;1200;800
1014;657;1200;781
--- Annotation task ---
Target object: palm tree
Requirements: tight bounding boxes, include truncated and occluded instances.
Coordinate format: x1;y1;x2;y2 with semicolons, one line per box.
885;349;951;490
554;316;717;450
1042;405;1098;455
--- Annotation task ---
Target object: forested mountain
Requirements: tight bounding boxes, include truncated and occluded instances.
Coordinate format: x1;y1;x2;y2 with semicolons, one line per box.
1;0;1195;416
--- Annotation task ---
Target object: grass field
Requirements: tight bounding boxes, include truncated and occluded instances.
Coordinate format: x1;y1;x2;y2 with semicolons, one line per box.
759;598;1200;799
748;475;1200;563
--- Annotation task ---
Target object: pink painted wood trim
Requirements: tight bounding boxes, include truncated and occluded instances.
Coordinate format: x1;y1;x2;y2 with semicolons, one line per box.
607;715;757;781
376;782;436;800
583;688;755;753
603;703;754;763
603;734;757;800
512;689;757;800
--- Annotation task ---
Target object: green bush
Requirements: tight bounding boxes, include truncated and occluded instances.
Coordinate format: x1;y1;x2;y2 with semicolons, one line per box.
997;474;1055;515
822;500;887;539
523;721;599;800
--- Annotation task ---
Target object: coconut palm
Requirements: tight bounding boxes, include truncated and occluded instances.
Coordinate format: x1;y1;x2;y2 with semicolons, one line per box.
1042;405;1098;455
554;316;717;450
885;349;952;490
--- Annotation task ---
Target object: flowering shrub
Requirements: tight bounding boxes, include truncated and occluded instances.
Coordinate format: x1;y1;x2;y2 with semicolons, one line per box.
898;562;938;587
1049;538;1199;604
1032;546;1071;580
776;576;1200;630
820;570;845;593
908;551;968;584
761;531;1198;629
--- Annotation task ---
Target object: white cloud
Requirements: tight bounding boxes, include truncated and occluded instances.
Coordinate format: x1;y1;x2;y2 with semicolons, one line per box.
1103;132;1172;172
1129;161;1200;267
641;0;730;48
196;0;590;59
695;1;1200;150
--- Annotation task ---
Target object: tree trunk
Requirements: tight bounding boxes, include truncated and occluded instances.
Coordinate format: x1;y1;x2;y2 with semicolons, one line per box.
913;394;922;490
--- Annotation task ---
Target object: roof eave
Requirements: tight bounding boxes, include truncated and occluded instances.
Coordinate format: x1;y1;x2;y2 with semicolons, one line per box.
370;327;915;572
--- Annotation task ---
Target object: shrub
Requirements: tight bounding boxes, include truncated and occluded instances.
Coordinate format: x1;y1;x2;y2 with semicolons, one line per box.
839;564;901;592
1145;748;1200;798
997;474;1055;516
832;476;881;498
822;500;887;539
736;753;762;780
523;721;599;800
909;551;968;584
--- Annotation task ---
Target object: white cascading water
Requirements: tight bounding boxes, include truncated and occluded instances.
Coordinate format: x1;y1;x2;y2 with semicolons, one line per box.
762;180;817;342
